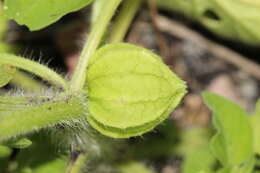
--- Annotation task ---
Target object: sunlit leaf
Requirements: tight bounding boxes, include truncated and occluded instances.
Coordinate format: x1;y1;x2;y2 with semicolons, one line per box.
203;92;253;167
3;0;93;31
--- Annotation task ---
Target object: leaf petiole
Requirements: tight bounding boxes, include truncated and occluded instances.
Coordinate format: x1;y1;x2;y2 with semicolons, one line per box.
109;0;142;43
70;0;122;90
0;53;69;90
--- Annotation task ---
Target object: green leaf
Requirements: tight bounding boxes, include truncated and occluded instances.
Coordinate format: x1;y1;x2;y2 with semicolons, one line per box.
231;156;255;173
0;145;11;158
4;138;32;149
176;127;212;156
19;159;67;173
0;2;13;53
0;145;11;172
180;127;215;173
202;92;254;167
156;0;260;45
0;2;8;36
0;65;16;87
117;161;154;173
15;135;67;173
86;43;187;138
181;147;215;173
250;99;260;155
3;0;93;31
217;156;255;173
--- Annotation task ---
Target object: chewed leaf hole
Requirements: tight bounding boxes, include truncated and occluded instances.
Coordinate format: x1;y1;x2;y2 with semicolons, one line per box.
203;9;221;21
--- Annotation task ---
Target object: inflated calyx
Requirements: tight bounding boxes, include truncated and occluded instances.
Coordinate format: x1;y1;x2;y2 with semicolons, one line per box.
86;43;186;138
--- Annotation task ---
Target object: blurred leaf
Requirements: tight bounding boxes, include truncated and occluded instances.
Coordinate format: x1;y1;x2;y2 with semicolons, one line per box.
203;92;254;167
0;2;8;36
0;145;11;158
250;99;260;155
217;156;255;173
0;2;17;53
156;0;260;45
179;127;215;173
217;167;230;173
176;127;212;155
15;134;68;173
0;145;11;172
129;120;178;158
117;161;154;173
181;146;215;173
19;159;67;173
0;43;12;53
231;156;255;173
5;138;32;149
0;65;16;87
130;121;212;161
3;0;93;31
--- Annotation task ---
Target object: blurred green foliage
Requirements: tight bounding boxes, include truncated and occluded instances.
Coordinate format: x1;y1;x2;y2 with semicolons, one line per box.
157;0;260;45
203;92;255;173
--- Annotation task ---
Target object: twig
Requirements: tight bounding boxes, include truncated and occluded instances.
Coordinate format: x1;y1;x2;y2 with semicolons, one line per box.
147;0;170;60
156;15;260;80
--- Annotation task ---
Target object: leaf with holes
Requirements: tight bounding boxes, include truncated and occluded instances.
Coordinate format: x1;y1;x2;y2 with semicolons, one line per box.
86;43;187;138
3;0;93;31
157;0;260;45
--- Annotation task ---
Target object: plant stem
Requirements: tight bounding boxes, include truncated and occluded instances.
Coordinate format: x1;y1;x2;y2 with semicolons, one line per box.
109;0;142;43
0;94;86;142
0;53;69;90
70;0;122;90
91;0;105;27
10;71;45;91
0;2;8;37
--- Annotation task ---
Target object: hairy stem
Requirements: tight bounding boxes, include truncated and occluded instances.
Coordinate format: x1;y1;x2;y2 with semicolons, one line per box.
0;53;69;90
0;94;86;142
10;71;45;91
109;0;142;43
70;0;122;90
